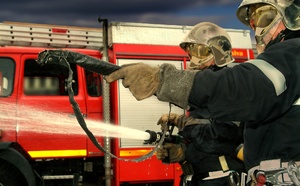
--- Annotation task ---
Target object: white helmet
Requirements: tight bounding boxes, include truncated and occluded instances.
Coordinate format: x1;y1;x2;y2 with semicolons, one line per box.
180;22;234;69
236;0;300;31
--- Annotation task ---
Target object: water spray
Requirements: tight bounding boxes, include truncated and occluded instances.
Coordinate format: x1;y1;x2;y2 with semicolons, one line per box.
0;103;151;140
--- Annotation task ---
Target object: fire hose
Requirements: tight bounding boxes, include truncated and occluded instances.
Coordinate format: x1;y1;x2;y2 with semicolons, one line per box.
36;49;167;162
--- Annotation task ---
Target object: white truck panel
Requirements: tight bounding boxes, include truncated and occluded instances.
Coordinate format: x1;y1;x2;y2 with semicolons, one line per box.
108;21;253;49
117;59;184;147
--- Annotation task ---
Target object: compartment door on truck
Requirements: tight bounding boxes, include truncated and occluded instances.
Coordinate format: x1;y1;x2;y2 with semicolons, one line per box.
117;59;185;147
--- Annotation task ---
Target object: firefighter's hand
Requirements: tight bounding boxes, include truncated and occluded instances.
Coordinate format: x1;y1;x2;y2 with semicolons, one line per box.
157;113;188;131
156;143;186;163
104;63;160;100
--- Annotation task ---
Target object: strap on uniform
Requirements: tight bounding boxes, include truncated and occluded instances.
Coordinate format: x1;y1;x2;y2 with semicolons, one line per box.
247;159;300;185
219;155;229;171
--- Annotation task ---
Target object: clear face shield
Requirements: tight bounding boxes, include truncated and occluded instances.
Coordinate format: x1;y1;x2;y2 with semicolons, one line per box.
249;4;283;53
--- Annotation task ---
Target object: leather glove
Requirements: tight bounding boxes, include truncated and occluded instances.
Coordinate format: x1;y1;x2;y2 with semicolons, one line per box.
105;63;198;109
157;113;188;131
156;143;186;163
36;49;120;75
104;63;160;100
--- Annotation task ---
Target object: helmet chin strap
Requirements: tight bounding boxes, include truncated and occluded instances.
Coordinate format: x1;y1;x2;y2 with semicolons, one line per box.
265;30;286;49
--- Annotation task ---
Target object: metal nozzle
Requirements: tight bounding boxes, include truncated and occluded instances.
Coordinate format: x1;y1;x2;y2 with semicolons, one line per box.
143;130;163;144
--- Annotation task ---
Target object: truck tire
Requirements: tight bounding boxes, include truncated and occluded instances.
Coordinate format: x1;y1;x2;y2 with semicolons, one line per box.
0;160;28;186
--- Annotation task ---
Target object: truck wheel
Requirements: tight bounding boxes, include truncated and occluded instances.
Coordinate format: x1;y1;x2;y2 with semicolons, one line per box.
0;160;28;186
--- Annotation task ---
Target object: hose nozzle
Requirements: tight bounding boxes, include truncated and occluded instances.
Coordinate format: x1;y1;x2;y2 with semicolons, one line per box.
144;130;163;144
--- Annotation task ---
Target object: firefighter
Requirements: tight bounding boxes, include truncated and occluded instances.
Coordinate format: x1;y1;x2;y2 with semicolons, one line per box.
104;0;300;184
155;22;244;186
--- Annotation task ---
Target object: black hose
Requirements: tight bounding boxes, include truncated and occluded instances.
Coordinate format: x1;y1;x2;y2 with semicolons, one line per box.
62;57;164;162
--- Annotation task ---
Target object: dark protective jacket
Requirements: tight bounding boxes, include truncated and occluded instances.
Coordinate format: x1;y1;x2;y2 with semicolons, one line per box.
178;64;245;182
179;118;244;178
187;37;300;171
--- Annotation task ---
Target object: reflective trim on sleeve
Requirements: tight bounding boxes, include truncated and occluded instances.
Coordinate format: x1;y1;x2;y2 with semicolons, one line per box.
293;97;300;105
247;59;287;96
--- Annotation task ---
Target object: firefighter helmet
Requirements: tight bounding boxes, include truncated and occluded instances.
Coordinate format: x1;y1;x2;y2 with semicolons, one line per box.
180;22;234;69
236;0;300;31
236;0;300;54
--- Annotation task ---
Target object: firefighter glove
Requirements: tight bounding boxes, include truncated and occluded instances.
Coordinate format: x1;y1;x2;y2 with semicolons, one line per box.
105;63;198;109
157;113;189;131
156;143;186;163
104;63;160;100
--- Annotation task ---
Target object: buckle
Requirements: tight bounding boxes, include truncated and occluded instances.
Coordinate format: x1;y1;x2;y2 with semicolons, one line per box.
287;160;300;185
248;160;300;185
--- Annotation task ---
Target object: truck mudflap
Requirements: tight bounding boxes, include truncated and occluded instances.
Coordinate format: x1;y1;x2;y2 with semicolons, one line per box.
0;144;36;186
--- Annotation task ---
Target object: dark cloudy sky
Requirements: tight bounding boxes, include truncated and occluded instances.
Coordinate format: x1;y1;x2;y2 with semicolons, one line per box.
0;0;251;31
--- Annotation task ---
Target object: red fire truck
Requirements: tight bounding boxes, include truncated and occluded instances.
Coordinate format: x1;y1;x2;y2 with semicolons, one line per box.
0;20;254;186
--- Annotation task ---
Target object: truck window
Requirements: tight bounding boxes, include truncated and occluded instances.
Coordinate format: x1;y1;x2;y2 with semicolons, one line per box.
24;59;78;96
0;58;15;97
85;69;102;97
24;76;60;95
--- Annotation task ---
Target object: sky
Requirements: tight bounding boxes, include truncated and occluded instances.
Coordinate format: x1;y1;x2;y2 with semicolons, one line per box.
0;0;252;32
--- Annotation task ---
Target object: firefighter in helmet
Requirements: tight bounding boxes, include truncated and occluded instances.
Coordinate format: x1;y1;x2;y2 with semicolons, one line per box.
104;0;300;184
234;0;300;184
155;22;244;186
179;22;234;70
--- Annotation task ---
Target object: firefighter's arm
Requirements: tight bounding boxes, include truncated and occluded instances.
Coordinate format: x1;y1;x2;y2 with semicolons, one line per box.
181;121;242;155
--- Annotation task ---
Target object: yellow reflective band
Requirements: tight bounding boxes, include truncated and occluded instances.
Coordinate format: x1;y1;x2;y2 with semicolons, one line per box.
28;149;87;158
119;149;153;157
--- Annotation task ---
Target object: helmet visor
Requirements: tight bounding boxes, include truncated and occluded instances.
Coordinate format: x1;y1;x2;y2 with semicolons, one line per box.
185;44;211;59
249;5;279;30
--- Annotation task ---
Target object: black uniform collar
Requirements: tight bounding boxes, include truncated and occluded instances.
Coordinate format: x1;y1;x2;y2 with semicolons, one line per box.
265;29;300;50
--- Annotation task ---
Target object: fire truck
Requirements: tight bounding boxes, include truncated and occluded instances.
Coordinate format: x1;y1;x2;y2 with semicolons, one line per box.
0;20;254;186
